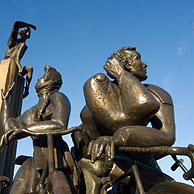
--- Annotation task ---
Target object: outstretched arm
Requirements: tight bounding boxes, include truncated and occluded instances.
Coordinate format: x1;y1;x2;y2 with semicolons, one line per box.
13;21;36;30
7;21;36;48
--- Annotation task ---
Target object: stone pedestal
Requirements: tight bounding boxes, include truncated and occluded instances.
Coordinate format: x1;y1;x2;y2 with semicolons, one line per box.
0;59;24;194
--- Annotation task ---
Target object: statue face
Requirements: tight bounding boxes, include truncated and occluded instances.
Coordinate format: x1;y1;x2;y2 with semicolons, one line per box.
124;50;148;81
35;66;62;96
19;27;31;40
36;66;51;87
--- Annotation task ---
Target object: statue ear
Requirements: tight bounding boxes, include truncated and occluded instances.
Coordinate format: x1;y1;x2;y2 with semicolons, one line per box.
123;62;132;72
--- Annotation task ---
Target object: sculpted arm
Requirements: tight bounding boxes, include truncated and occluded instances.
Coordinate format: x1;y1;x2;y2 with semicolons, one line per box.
7;21;36;48
3;93;70;143
113;89;176;147
117;71;159;120
7;21;22;48
84;73;127;131
1;106;37;145
24;92;71;135
87;102;175;162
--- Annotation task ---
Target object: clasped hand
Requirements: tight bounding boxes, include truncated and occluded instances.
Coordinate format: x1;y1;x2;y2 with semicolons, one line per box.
0;118;29;148
104;57;124;80
0;128;26;148
87;136;115;163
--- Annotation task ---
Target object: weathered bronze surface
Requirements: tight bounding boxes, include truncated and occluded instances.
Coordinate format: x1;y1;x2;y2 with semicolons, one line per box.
72;46;194;193
0;22;194;193
0;66;79;193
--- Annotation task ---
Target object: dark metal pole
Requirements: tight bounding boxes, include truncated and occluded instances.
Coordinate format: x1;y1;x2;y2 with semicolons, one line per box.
47;134;55;173
131;164;145;194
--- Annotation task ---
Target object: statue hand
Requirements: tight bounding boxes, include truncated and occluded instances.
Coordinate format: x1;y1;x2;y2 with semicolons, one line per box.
104;57;124;80
87;136;114;163
0;128;27;147
14;21;36;30
0;129;16;147
26;23;36;30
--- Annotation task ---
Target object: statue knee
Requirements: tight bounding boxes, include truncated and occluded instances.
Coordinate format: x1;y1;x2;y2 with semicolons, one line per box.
10;158;33;193
85;73;109;90
93;73;107;82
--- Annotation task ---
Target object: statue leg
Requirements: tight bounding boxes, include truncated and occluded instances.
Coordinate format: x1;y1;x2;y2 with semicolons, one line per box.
22;65;33;98
15;43;25;74
10;158;40;194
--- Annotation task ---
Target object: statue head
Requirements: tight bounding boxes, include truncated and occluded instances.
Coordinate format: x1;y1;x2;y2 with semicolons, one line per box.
35;66;62;97
19;27;31;41
104;46;148;81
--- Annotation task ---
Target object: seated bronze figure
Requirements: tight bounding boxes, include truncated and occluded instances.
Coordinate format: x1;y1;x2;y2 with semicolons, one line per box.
72;46;194;194
0;66;79;193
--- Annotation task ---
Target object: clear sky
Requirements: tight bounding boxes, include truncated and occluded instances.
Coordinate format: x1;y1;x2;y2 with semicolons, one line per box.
0;0;194;186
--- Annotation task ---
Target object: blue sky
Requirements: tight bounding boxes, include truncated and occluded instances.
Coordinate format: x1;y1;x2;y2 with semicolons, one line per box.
0;0;194;185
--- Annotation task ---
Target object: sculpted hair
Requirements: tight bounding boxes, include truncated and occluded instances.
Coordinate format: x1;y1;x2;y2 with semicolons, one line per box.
106;46;136;65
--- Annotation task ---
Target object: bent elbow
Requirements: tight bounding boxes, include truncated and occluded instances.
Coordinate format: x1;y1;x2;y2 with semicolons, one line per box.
164;133;175;146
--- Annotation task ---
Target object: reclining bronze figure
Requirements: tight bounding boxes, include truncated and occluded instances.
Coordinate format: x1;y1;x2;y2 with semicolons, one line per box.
0;66;79;194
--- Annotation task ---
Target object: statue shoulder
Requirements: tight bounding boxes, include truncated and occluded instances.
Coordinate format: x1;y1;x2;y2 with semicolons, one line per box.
50;92;71;107
144;84;173;105
51;91;69;100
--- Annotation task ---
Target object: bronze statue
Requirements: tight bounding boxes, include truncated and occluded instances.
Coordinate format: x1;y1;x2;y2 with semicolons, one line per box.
0;66;79;194
72;46;194;193
4;21;36;98
0;37;193;193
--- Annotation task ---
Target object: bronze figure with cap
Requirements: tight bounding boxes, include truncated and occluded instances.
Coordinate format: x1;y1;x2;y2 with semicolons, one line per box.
0;66;77;193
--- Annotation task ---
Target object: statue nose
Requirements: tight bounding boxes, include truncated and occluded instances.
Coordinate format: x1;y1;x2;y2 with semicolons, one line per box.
44;65;51;71
143;63;147;68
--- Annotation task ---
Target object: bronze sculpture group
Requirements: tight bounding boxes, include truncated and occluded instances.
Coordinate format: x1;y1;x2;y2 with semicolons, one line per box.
0;21;193;194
